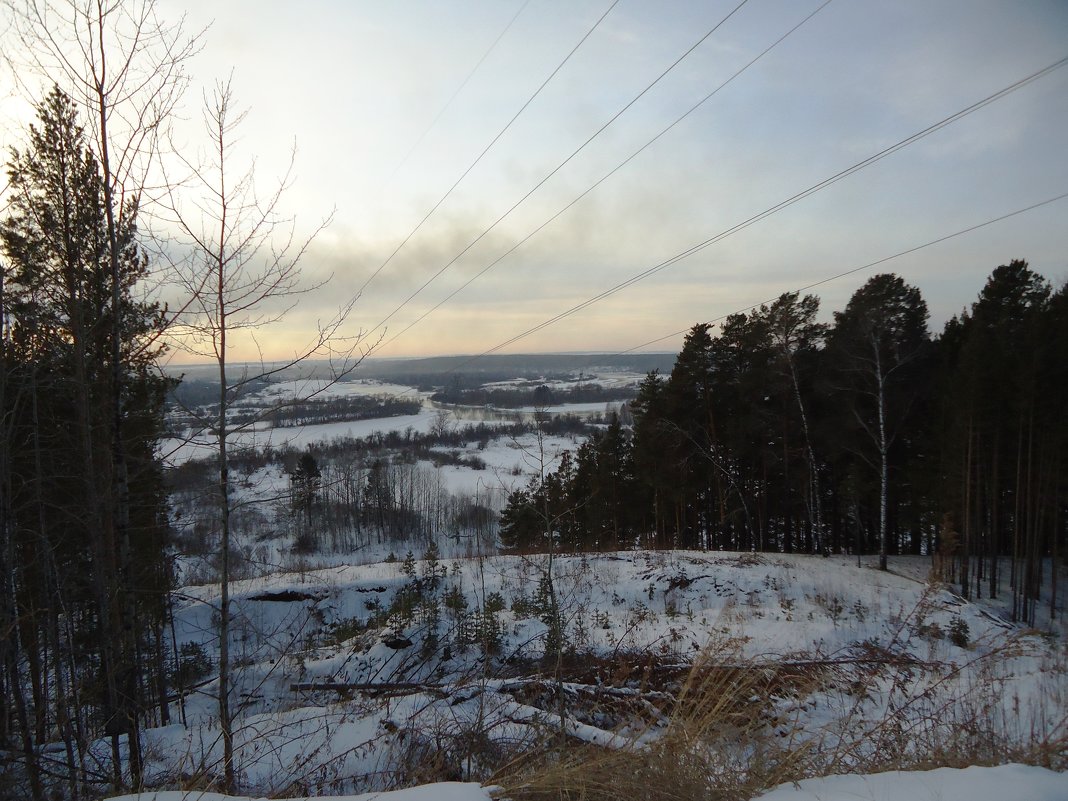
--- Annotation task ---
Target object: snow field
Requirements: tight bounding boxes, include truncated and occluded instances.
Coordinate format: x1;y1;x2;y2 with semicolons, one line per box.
103;764;1068;800
755;763;1068;801
147;551;1067;797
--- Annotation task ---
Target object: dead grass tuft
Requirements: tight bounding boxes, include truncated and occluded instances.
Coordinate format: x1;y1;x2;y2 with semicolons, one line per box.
492;644;819;801
492;632;1067;801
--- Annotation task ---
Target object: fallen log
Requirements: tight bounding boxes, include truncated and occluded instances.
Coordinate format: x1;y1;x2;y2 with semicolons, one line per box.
289;681;447;698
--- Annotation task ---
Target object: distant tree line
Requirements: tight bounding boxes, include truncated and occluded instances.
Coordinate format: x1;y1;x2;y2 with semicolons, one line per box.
432;381;635;409
265;394;421;427
166;388;419;435
355;352;676;390
500;264;1066;624
167;376;270;409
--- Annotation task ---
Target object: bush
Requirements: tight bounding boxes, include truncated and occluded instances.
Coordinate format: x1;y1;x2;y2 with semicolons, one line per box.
326;615;371;646
511;594;537;618
948;616;970;648
483;591;506;615
293;530;317;554
171;641;212;691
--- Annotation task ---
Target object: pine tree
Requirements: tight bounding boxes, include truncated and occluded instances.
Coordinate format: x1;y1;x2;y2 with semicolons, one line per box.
758;293;827;553
1;85;170;795
290;451;322;536
942;261;1051;608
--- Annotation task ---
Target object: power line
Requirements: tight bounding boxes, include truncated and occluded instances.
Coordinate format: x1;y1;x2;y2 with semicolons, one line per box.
378;0;832;352
383;0;532;187
477;53;1068;357
371;190;1068;400
614;190;1068;356
355;0;621;300
366;0;754;339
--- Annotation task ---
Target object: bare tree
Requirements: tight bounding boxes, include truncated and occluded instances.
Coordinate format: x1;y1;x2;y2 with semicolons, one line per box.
4;3;202;789
163;79;367;793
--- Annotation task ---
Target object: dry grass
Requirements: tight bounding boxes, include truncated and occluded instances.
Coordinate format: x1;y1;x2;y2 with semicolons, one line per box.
491;646;820;801
491;633;1068;801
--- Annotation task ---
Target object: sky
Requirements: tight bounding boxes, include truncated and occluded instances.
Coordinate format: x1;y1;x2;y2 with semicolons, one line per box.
2;0;1067;363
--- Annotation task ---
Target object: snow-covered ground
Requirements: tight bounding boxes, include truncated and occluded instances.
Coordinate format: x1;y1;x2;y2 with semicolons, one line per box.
106;764;1068;801
755;763;1068;801
108;782;494;801
162;409;445;465
162;387;599;466
132;551;1067;798
478;369;643;392
142;375;1066;800
510;401;626;415
250;378;428;402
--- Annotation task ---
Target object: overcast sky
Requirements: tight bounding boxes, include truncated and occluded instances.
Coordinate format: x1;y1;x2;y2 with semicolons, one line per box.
4;1;1068;363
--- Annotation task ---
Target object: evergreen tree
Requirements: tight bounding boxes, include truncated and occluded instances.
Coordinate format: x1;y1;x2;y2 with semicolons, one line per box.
758;293;827;553
498;486;542;551
663;324;716;548
629;370;668;546
290;451;322;530
710;312;776;550
941;261;1051;608
1;86;170;794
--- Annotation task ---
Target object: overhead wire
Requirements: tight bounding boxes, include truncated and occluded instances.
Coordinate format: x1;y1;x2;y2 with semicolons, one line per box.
612;190;1068;356
366;0;754;339
349;43;1068;395
475;53;1068;358
354;0;621;300
377;0;832;352
382;0;533;188
368;189;1068;402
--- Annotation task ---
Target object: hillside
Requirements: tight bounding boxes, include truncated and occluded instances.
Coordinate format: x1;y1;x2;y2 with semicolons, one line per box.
132;550;1066;798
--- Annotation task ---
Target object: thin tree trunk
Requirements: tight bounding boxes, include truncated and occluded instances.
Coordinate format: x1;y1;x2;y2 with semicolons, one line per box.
961;422;973;600
93;36;143;788
46;567;79;800
787;355;823;554
1;345;44;801
7;646;44;801
218;311;236;794
1012;420;1024;621
874;341;889;572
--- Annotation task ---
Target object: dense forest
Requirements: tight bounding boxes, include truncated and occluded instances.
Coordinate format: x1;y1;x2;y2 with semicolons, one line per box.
501;265;1067;625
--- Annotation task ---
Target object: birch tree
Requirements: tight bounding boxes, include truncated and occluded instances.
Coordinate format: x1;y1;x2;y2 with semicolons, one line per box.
164;79;364;793
829;274;929;571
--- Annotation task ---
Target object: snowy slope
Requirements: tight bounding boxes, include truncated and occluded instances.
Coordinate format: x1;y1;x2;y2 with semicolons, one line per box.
140;550;1067;797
